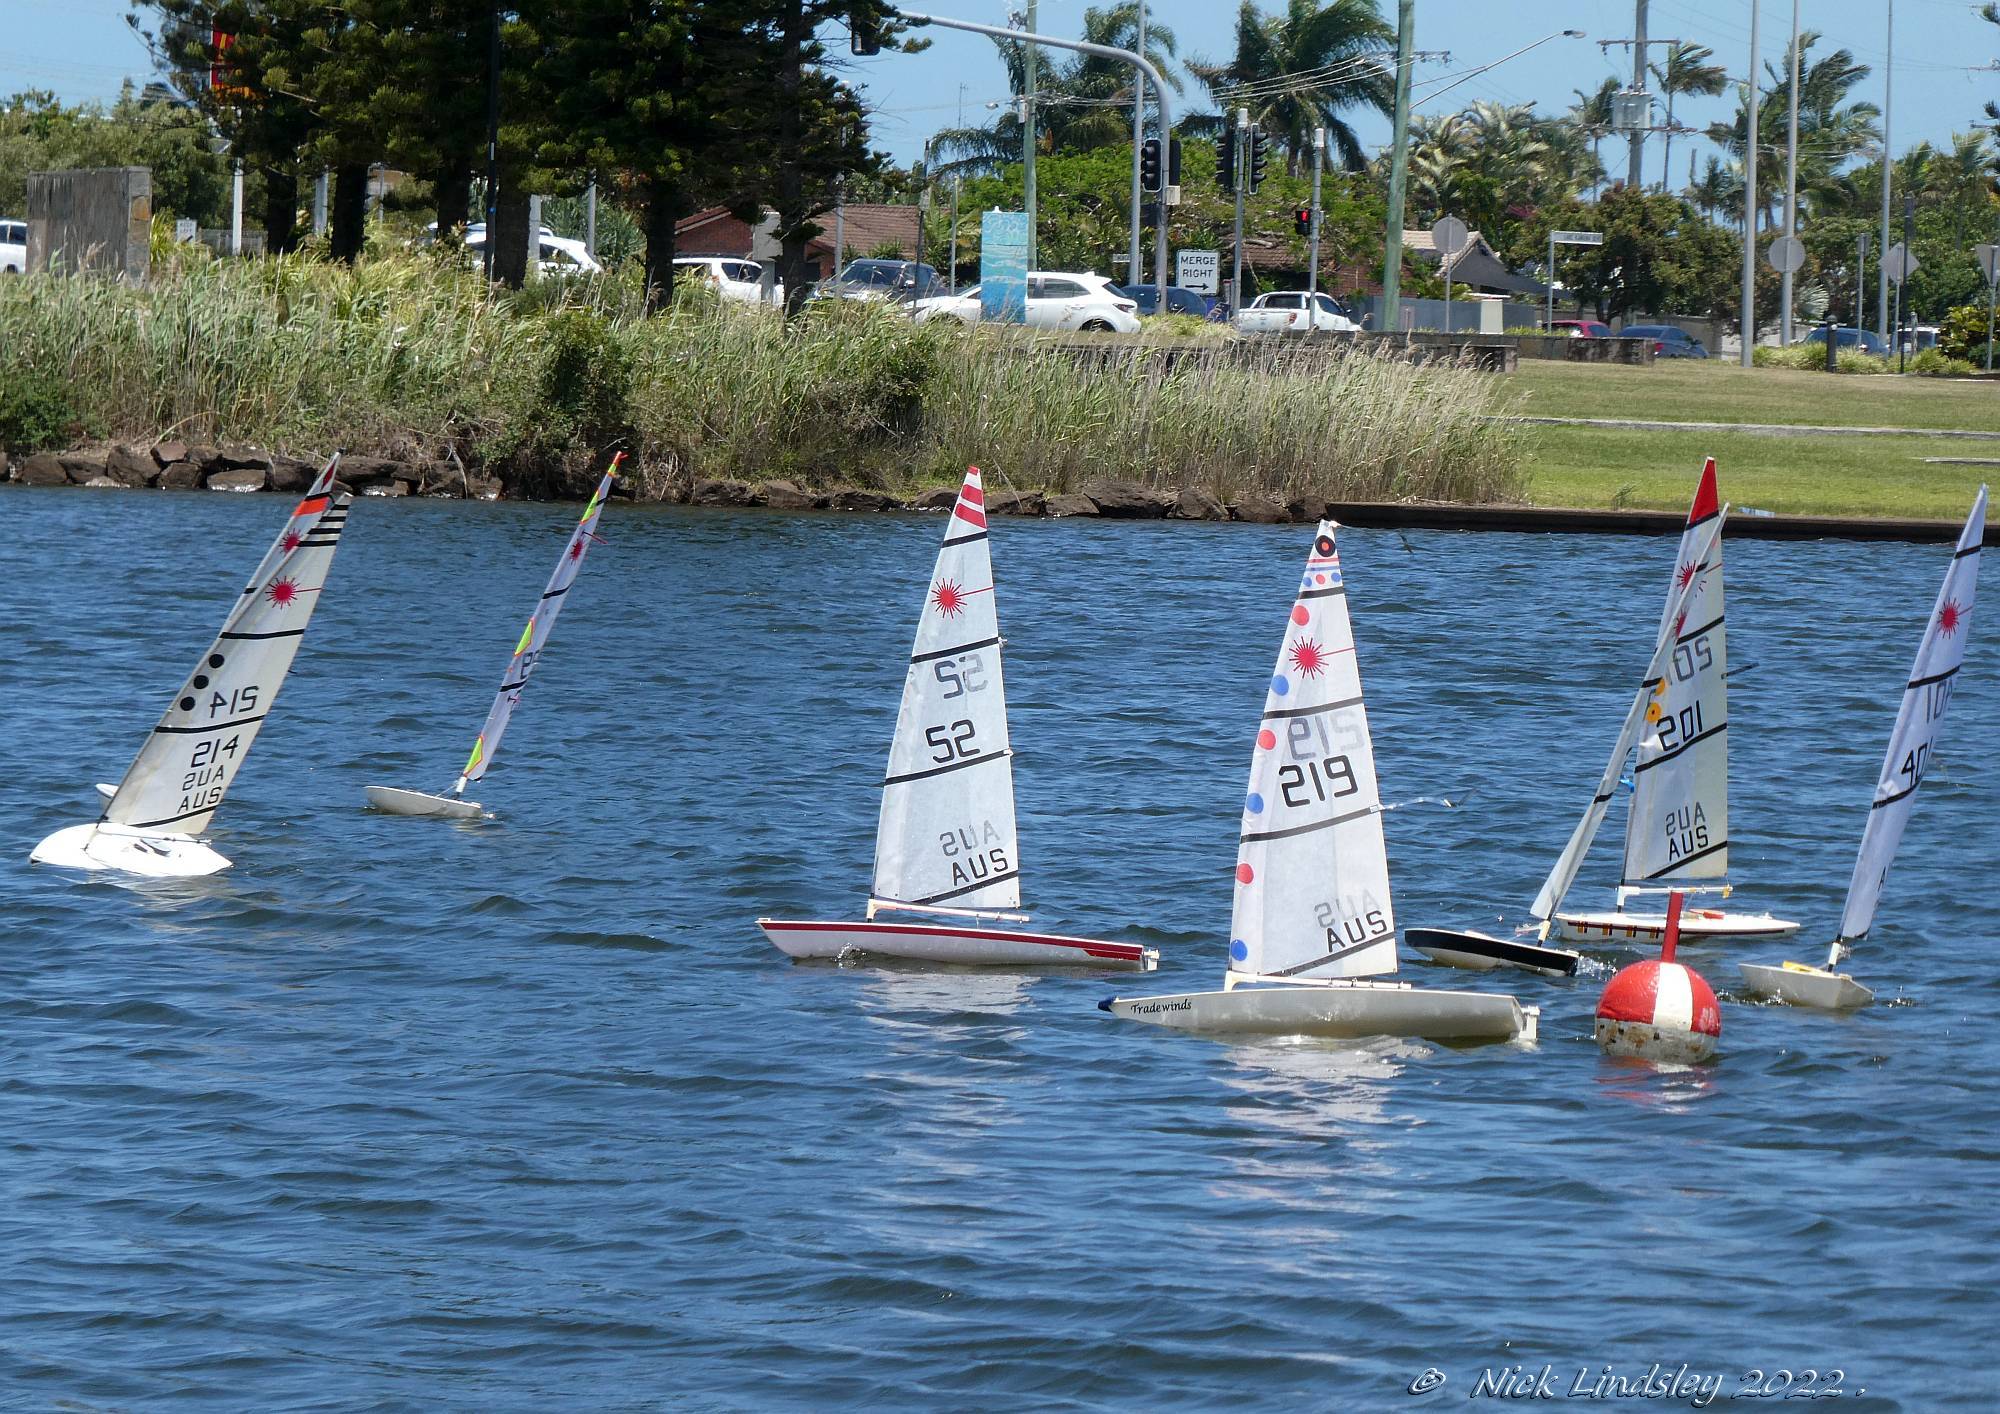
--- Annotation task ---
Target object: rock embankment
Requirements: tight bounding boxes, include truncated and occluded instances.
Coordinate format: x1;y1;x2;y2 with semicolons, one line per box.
5;446;1345;524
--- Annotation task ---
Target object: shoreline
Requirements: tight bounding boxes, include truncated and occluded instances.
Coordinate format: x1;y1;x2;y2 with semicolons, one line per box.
7;454;1990;546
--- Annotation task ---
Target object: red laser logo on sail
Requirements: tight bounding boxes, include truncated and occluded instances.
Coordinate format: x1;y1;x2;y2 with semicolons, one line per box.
281;530;304;554
1676;560;1697;590
1939;598;1963;636
932;579;966;617
1289;638;1328;678
266;576;299;607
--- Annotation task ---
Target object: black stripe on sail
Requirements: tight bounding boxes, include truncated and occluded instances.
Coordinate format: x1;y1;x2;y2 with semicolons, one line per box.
1956;542;1981;558
1269;931;1396;976
124;803;220;830
905;870;1022;906
1688;509;1719;530
1263;694;1362;721
1635;837;1729;879
1676;612;1723;643
1908;665;1960;690
1296;584;1346;600
1632;720;1727;772
541;584;572;601
1871;781;1919;810
155;711;268;735
941;530;989;546
1240;803;1375;845
883;751;1008;787
220;628;307;641
910;634;1000;665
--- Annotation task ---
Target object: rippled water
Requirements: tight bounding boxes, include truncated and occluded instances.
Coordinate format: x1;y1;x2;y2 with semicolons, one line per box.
3;487;1994;1409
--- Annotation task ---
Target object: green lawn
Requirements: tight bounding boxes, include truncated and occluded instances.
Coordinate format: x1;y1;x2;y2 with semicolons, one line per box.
1506;357;1999;433
1523;424;1993;519
1500;357;1997;516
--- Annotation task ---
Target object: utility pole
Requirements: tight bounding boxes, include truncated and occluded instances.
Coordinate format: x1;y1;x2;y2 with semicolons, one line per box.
1128;0;1145;289
1231;107;1247;313
1628;0;1649;188
1779;0;1801;344
948;176;960;293
483;2;500;280
1023;0;1038;271
1307;127;1324;305
1738;0;1759;367
1878;0;1894;343
1896;193;1913;373
1856;232;1869;329
230;158;243;256
585;176;598;261
1380;0;1415;328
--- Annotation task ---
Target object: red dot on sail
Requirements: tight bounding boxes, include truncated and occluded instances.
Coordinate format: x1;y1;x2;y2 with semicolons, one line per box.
932;580;966;616
266;577;299;606
1236;863;1254;884
282;530;303;554
1939;599;1962;635
1290;604;1310;626
1257;728;1277;750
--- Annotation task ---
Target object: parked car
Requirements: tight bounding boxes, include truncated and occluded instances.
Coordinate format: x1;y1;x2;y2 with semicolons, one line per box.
0;218;25;273
673;255;783;305
1548;318;1613;338
462;227;601;277
815;258;941;305
910;272;1141;333
1620;324;1709;359
1113;283;1218;319
1802;326;1890;357
1233;291;1360;334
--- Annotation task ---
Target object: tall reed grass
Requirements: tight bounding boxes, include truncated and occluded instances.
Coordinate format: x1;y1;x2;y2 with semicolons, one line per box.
0;251;1524;504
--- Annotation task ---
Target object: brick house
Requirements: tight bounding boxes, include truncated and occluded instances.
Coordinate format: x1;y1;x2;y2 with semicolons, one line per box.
673;204;922;283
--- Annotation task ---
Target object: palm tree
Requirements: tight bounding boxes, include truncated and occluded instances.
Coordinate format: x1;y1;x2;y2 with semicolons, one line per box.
1686;155;1740;223
1187;0;1394;173
1706;32;1878;230
1653;42;1728;195
929;4;1182;178
1921;130;1996;248
1569;78;1618;199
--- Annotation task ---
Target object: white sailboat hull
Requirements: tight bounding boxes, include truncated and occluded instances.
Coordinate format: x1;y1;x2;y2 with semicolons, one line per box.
758;918;1157;971
364;785;487;819
1738;961;1875;1010
30;823;231;878
1099;978;1537;1043
1404;926;1581;977
1549;907;1799;945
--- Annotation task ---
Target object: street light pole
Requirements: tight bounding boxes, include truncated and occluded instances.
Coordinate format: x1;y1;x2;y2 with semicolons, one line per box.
1128;0;1145;289
1879;0;1894;342
1628;0;1648;189
898;10;1175;294
484;2;500;280
1738;0;1759;368
1779;0;1801;345
1023;0;1038;271
1380;0;1415;328
1307;127;1324;306
1232;108;1247;313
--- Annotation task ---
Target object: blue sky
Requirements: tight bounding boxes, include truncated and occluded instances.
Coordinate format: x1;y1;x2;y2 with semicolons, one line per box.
10;0;1998;185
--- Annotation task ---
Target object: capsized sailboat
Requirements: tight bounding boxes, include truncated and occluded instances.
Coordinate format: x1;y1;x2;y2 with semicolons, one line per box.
1740;486;1986;1009
365;455;621;819
757;466;1156;970
1100;521;1536;1042
31;455;353;877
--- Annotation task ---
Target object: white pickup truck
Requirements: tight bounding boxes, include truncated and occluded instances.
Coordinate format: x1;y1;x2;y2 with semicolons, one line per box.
1232;290;1361;334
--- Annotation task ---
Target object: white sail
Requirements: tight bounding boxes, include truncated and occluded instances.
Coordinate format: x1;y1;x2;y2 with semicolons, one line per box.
100;456;351;835
872;466;1020;910
1836;486;1986;943
1624;458;1729;884
1229;522;1396;981
456;461;618;790
1532;511;1728;921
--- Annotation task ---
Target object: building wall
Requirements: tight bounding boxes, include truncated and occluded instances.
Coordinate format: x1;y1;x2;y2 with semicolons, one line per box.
26;166;151;279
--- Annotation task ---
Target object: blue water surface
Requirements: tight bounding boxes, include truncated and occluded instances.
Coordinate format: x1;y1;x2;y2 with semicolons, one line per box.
1;486;1994;1410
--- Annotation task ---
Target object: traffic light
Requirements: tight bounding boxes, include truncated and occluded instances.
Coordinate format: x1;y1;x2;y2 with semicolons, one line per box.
1166;137;1182;187
1248;127;1270;193
1294;207;1312;237
849;7;881;55
1215;132;1237;194
1140;138;1161;193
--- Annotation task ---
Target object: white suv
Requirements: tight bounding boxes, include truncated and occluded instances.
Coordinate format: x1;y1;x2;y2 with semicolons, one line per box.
0;219;25;273
675;256;783;305
911;271;1140;333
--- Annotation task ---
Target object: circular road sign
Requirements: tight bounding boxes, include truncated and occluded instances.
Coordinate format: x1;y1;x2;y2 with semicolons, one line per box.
1767;235;1806;274
1430;215;1470;256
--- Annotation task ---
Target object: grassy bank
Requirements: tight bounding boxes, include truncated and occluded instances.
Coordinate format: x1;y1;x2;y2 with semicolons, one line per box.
0;252;1522;506
1505;358;1996;517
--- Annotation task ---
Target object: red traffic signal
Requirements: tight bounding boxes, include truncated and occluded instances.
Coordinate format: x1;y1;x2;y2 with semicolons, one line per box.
1294;207;1312;237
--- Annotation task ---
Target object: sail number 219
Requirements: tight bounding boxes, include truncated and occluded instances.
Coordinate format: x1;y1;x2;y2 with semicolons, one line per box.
1280;755;1357;808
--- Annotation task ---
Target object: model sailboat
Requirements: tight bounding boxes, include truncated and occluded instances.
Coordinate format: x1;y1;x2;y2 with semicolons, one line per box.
1740;486;1985;1009
1099;521;1535;1042
1410;464;1793;975
31;455;353;877
758;466;1156;970
366;455;620;819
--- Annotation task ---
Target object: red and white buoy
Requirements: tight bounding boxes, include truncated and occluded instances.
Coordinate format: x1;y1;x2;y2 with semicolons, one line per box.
1594;891;1721;1063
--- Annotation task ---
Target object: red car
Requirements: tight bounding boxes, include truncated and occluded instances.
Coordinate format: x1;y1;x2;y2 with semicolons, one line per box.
1549;318;1613;337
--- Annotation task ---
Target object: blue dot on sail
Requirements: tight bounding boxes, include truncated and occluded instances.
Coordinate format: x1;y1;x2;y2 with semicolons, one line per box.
1229;939;1248;962
1271;675;1289;696
1245;792;1264;814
